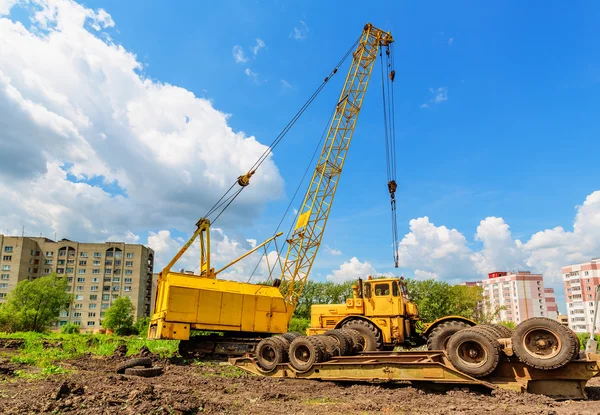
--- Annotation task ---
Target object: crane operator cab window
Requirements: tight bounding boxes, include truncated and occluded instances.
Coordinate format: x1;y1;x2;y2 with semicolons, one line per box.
364;283;372;298
392;281;399;297
374;283;390;296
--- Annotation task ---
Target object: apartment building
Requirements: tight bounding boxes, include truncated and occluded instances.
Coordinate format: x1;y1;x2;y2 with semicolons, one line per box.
562;258;600;334
0;235;154;331
474;271;556;325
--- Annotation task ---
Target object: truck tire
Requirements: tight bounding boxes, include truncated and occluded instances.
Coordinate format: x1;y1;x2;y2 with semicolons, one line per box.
568;328;581;360
281;332;302;342
341;328;365;354
342;320;383;351
315;335;340;357
427;320;472;351
289;336;327;372
324;329;353;356
447;328;500;377
474;325;505;339
124;367;163;378
511;317;576;370
115;358;153;374
255;337;287;371
489;324;513;339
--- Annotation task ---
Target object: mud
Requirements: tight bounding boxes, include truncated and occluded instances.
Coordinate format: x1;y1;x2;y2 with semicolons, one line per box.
0;348;599;414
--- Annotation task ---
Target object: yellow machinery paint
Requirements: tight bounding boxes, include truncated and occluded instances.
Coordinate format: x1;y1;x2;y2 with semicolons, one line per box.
148;24;395;343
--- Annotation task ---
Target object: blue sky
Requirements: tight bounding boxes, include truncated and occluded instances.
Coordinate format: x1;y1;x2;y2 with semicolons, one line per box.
2;0;600;311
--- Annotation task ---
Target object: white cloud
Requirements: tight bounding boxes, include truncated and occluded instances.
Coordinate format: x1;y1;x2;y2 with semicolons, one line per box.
448;37;454;46
232;45;247;63
252;38;265;56
244;68;259;83
0;0;283;243
396;191;600;285
290;20;308;41
421;87;448;109
280;79;292;90
325;245;342;256
326;257;393;283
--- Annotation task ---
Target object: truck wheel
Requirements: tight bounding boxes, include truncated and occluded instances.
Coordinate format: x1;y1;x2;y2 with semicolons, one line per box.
115;357;153;374
341;328;365;354
342;320;383;351
427;320;472;351
324;329;352;356
281;332;302;342
567;328;581;360
315;335;340;357
474;325;505;339
289;336;326;372
511;317;576;370
489;324;513;339
255;337;287;371
447;328;500;377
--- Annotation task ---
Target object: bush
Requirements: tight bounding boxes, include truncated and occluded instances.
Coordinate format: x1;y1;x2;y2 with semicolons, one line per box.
576;333;600;351
60;323;80;334
498;321;516;330
102;297;136;335
288;317;310;334
133;317;150;337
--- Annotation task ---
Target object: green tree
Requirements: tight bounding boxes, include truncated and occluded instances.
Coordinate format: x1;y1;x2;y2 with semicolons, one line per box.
60;322;80;334
0;274;72;333
293;280;354;320
406;279;483;322
133;316;151;336
102;296;136;335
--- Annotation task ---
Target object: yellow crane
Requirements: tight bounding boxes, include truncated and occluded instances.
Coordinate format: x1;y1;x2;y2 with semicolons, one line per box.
148;24;394;355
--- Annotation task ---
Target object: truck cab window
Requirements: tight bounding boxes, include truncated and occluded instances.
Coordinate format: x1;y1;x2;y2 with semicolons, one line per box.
364;283;372;298
392;281;399;297
375;283;390;296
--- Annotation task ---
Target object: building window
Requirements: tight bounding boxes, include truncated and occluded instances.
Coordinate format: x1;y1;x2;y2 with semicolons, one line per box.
124;286;132;292
91;277;99;283
100;312;105;317
125;270;132;275
92;269;100;274
1;274;8;280
91;286;98;291
586;279;590;283
60;311;69;317
66;268;74;274
76;286;84;292
112;286;120;291
78;269;86;275
93;260;101;266
3;255;11;261
0;293;6;299
73;321;81;326
114;269;121;275
124;278;132;284
101;303;109;309
79;260;87;266
90;295;97;300
112;277;120;283
88;312;96;318
67;259;74;265
0;283;8;289
103;286;110;292
73;312;82;317
587;287;592;291
89;303;97;309
126;253;134;259
585;271;589;276
4;246;13;252
46;251;53;256
1;265;10;271
58;260;65;265
105;269;112;274
112;294;118;300
67;277;73;283
105;261;113;267
87;321;95;326
114;260;122;266
126;261;133;267
74;303;83;309
45;259;53;265
102;294;109;301
80;252;88;258
77;277;85;283
94;252;102;258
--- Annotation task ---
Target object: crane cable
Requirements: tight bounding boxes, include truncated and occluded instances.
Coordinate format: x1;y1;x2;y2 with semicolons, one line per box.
203;34;362;225
380;43;399;268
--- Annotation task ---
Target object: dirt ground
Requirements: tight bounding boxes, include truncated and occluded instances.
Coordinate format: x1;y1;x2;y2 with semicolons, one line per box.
0;347;599;415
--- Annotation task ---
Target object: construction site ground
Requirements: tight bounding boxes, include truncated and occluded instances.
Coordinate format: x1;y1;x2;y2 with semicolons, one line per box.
1;345;599;415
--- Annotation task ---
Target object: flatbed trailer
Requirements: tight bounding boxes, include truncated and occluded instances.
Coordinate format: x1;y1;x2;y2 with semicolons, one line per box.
230;350;600;400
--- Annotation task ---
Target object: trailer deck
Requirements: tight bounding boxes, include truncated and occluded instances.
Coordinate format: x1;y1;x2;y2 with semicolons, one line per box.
230;351;600;400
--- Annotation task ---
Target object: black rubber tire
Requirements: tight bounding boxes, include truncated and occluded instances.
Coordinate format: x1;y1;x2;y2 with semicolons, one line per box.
342;320;383;351
289;336;327;372
315;335;340;357
281;332;302;343
115;358;153;374
427;320;473;351
474;325;505;339
489;324;513;339
324;329;353;356
341;328;365;354
124;367;163;378
255;337;287;371
567;328;581;360
447;328;500;377
511;317;576;370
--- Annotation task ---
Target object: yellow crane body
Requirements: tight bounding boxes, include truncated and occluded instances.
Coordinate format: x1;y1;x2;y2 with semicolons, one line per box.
148;270;289;340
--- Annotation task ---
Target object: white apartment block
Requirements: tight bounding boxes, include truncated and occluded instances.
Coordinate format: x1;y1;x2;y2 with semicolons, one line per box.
562;258;600;334
479;271;556;325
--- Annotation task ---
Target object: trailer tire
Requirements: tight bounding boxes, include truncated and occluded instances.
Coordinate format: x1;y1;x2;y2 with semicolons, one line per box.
315;335;340;357
447;328;500;377
281;332;302;343
289;336;327;372
427;320;472;351
489;324;513;339
124;367;163;378
567;328;581;360
342;320;383;351
115;358;153;374
511;317;576;370
255;337;287;371
324;329;353;356
341;328;365;354
474;325;505;339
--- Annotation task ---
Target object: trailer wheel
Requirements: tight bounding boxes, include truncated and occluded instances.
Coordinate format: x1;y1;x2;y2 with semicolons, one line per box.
315;335;340;357
427;320;472;351
255;337;287;371
511;317;576;370
474;324;505;339
281;332;302;343
489;324;513;339
447;328;500;377
567;328;581;360
342;320;383;351
289;336;327;372
324;329;353;356
341;328;365;354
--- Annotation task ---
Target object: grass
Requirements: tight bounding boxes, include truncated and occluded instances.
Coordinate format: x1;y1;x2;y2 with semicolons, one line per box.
0;331;179;371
